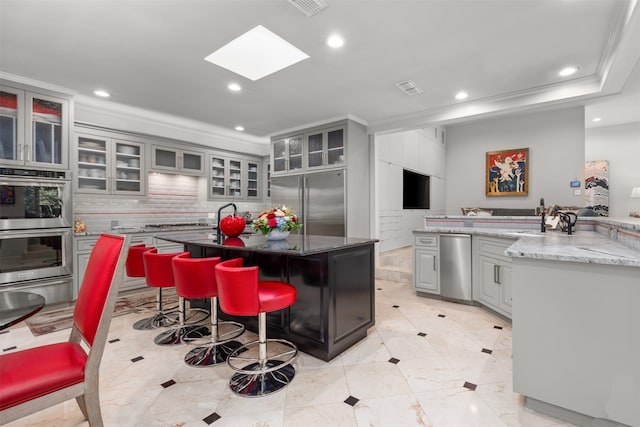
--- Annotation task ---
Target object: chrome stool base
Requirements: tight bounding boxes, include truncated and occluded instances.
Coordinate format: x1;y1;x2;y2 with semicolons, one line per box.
184;340;243;367
227;337;297;397
132;312;179;330
230;360;295;397
154;325;208;346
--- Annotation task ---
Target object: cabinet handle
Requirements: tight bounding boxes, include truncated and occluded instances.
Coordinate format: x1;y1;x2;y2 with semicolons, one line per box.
433;256;437;271
494;265;501;284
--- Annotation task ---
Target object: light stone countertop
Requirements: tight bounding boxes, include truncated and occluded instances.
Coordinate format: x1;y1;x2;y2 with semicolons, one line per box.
414;228;640;268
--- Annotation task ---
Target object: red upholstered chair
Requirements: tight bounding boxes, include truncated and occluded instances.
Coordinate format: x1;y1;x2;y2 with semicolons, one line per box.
0;233;131;426
143;250;208;346
126;244;178;330
214;258;297;397
171;253;244;367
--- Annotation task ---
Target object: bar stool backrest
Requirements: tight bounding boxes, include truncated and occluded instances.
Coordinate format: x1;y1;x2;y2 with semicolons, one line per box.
214;258;260;316
126;244;155;278
143;250;188;288
172;253;221;299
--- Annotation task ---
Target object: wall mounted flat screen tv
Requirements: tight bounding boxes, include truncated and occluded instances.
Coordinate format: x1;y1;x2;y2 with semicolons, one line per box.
403;169;430;209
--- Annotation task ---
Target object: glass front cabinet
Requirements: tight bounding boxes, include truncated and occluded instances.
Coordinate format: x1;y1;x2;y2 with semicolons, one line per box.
0;85;70;169
75;133;145;195
271;134;303;174
209;154;261;201
150;145;205;176
305;125;345;170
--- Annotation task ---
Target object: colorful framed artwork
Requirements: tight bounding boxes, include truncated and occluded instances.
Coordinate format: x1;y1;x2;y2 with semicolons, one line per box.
486;148;528;196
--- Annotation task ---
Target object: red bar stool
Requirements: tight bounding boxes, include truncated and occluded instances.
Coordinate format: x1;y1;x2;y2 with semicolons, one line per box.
172;253;245;367
126;244;178;330
215;258;297;397
142;249;208;346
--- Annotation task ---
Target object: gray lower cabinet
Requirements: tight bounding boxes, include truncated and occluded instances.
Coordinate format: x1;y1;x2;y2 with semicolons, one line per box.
473;236;514;317
413;234;440;294
74;234;152;299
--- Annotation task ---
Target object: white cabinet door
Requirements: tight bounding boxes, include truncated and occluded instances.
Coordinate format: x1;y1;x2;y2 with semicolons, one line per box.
414;249;439;293
500;263;513;314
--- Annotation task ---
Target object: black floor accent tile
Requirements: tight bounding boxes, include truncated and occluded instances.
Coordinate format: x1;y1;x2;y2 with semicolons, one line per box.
3;346;16;352
203;412;221;424
481;348;493;354
463;381;477;391
438;314;446;318
131;356;144;362
493;325;503;330
417;332;427;337
388;357;400;364
161;380;176;388
377;288;382;290
344;396;359;406
108;338;120;343
392;305;399;308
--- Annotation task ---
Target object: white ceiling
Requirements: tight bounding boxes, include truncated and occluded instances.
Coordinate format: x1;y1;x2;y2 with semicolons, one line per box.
1;0;639;138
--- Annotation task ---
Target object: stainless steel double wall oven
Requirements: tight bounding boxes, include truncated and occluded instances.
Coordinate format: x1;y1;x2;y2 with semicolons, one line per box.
0;167;73;303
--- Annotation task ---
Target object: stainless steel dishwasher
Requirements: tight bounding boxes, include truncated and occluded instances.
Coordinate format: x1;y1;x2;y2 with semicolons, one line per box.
439;234;472;302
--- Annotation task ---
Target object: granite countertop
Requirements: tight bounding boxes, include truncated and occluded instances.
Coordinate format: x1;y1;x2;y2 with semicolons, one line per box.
505;231;640;267
74;224;216;237
155;231;378;256
415;228;640;267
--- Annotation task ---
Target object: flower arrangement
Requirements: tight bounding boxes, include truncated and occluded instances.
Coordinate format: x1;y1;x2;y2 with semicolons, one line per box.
251;206;302;235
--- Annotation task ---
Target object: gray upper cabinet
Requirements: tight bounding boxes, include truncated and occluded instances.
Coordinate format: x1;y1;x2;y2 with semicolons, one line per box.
271;134;303;175
305;125;345;170
150;145;205;176
208;153;262;201
271;122;346;176
0;84;71;170
75;132;145;196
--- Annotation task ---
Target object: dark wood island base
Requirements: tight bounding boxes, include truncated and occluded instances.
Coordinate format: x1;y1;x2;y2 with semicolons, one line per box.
157;232;377;361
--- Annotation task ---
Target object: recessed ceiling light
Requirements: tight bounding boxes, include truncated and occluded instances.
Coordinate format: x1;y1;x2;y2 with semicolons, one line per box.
327;34;344;48
235;126;245;132
228;83;242;92
93;89;110;98
558;66;579;77
592;117;601;122
204;25;309;81
455;91;468;100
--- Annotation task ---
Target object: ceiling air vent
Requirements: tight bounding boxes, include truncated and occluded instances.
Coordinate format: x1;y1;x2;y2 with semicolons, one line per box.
395;80;423;96
288;0;327;17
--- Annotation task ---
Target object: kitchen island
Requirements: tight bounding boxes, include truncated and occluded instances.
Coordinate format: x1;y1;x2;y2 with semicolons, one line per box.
156;232;377;361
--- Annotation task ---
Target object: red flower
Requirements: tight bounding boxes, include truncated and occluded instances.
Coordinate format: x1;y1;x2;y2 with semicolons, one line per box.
267;213;276;219
291;216;297;223
268;218;277;227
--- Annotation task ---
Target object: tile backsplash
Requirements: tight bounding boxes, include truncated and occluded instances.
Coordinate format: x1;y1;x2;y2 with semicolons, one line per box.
73;174;266;232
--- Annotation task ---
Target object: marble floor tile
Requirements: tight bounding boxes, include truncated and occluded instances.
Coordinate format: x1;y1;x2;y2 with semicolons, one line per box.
1;276;578;427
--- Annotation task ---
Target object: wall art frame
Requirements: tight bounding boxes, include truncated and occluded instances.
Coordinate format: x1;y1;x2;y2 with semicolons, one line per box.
485;148;529;196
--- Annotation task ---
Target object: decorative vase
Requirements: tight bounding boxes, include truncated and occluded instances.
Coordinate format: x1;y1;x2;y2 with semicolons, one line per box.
265;229;290;240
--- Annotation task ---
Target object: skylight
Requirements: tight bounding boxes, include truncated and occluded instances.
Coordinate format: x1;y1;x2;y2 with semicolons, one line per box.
204;25;309;81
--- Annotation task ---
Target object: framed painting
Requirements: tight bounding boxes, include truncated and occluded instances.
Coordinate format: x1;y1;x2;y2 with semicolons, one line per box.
486;148;528;196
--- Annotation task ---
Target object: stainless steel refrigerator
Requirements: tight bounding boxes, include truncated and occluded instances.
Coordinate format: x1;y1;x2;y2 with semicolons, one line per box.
271;170;346;237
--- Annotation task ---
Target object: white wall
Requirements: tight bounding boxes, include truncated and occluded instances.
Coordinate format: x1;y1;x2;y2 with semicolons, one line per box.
586;122;640;217
374;128;446;252
444;107;585;214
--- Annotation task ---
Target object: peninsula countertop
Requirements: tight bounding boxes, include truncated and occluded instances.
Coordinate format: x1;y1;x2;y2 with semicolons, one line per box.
155;231;378;256
415;228;640;267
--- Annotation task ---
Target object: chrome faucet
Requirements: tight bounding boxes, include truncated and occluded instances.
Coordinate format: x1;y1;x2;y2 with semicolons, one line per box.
216;202;237;243
539;198;546;233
